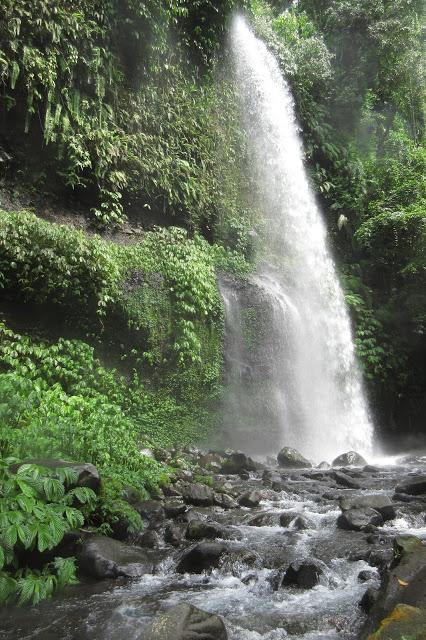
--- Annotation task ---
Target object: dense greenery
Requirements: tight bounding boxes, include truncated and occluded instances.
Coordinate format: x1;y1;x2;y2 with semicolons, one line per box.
0;0;424;604
0;461;94;605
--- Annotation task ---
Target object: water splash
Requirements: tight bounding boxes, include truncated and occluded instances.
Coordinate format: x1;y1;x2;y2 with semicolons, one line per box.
221;16;373;461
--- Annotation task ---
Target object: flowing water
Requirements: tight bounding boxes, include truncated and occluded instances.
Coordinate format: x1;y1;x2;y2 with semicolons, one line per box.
3;456;426;640
220;16;373;462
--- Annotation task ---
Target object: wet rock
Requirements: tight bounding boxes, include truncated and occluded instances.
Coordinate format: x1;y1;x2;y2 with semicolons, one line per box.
138;530;160;549
358;569;378;582
359;587;380;614
11;459;101;493
395;476;426;496
135;500;165;527
332;451;367;467
282;559;323;589
162;484;181;497
292;515;313;531
213;493;238;509
358;536;426;639
220;452;256;475
279;511;312;529
186;520;226;541
337;508;384;531
267;570;284;591
241;572;258;585
239;490;261;508
249;512;280;527
164;500;187;518
317;461;331;469
79;536;153;579
164;522;185;547
277;447;312;469
176;542;228;574
366;604;426;640
180;482;215;507
143;602;227;640
340;495;396;522
199;453;224;474
331;470;361;489
368;548;394;570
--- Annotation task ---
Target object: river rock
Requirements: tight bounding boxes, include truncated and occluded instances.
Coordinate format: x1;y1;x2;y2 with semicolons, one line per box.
331;470;361;489
213;492;238;509
143;602;227;640
317;461;331;469
358;536;426;639
180;482;215;506
332;451;367;467
138;530;160;549
365;604;426;640
164;500;187;518
176;542;228;574
337;508;384;531
79;536;153;579
186;520;226;541
282;559;323;588
135;500;165;527
277;447;312;469
395;476;426;496
164;523;186;547
239;490;261;508
220;452;256;475
359;587;380;614
359;571;378;585
249;512;280;527
340;495;396;521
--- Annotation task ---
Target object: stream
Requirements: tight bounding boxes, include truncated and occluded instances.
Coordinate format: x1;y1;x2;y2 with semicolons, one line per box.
2;453;426;640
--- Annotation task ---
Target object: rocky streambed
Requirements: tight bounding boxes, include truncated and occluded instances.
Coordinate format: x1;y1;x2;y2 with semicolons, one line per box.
2;448;426;640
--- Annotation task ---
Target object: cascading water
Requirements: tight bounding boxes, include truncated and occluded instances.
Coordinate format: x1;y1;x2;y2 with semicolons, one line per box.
220;16;374;462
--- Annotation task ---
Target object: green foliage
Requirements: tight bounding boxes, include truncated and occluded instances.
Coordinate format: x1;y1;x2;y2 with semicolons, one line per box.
0;460;93;605
0;0;248;228
0;209;120;316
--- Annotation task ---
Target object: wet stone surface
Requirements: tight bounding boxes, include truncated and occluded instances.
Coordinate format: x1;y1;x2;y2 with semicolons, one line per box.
2;453;426;640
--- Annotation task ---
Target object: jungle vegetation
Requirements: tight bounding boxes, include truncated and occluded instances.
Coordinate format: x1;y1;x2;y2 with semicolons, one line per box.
0;0;424;603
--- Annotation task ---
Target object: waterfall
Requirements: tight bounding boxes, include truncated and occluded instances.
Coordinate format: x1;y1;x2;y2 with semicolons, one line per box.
220;16;374;462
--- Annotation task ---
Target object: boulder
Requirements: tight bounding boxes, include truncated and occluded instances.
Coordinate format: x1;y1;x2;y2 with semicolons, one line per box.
337;508;384;531
282;559;323;589
135;500;165;527
11;459;100;493
331;470;361;489
358;569;378;582
164;500;187;518
248;512;280;527
358;536;426;639
79;536;153;579
239;490;261;508
180;483;215;507
186;521;226;541
317;461;331;469
277;447;311;469
143;602;227;640
332;451;367;467
138;530;160;549
220;452;256;475
279;512;314;530
176;542;228;574
366;604;426;640
340;495;396;522
164;523;185;547
213;493;238;510
395;477;426;496
359;587;380;614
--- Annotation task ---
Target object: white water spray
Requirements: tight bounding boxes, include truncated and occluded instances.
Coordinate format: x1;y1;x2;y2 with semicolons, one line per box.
222;16;373;461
